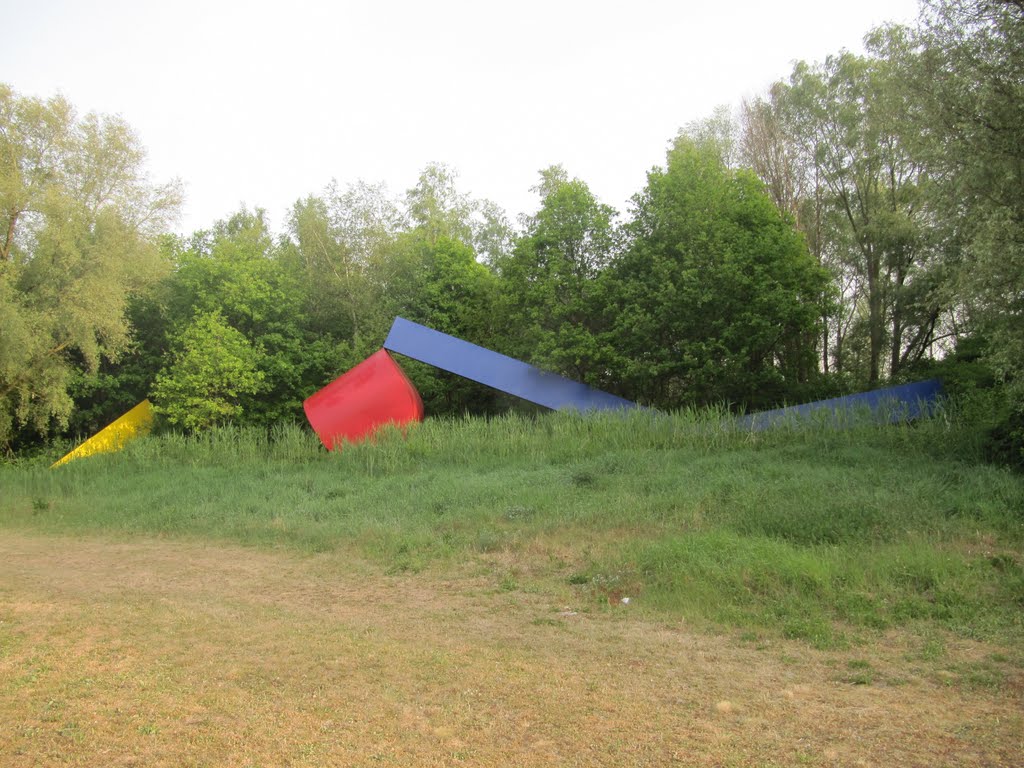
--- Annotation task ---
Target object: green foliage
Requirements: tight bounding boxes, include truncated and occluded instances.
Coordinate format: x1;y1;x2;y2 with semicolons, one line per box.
63;240;179;438
151;310;265;431
164;208;339;425
400;235;497;338
608;135;830;409
778;48;950;385
5;409;1023;648
390;233;503;415
170;209;298;336
286;181;404;347
498;166;618;385
902;335;1024;470
0;84;181;448
405;162;512;264
899;0;1024;408
736;2;1021;403
284;169;511;418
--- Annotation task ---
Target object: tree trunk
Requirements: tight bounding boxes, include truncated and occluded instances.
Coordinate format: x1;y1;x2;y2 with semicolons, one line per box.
889;265;906;379
867;248;883;385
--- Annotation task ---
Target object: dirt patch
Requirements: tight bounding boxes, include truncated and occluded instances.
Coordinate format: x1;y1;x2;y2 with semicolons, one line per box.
1;533;1021;766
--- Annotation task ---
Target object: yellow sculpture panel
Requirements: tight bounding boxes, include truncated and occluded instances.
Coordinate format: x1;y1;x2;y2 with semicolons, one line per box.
51;400;154;468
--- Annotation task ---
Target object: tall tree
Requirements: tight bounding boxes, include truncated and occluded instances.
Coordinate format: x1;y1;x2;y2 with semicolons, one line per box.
286;169;509;417
498;166;617;384
161;208;334;426
741;86;842;374
682;105;739;169
405;163;512;263
900;0;1024;396
740;87;807;227
391;166;506;414
608;134;830;409
773;51;948;384
390;231;501;414
287;181;404;354
0;85;181;448
64;238;179;437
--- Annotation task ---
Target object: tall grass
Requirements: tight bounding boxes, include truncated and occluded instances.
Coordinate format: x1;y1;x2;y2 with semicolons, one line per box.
2;407;1021;647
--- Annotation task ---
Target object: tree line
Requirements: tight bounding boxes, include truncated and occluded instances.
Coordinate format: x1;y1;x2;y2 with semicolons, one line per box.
1;0;1020;461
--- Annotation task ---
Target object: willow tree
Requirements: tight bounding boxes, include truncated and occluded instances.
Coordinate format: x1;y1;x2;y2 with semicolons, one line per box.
0;85;181;447
908;0;1024;394
755;45;957;386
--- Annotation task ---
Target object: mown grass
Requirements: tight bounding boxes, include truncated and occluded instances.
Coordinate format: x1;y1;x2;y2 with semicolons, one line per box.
2;407;1022;649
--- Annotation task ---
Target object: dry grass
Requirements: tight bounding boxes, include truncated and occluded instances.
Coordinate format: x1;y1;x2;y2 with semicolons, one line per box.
1;533;1021;767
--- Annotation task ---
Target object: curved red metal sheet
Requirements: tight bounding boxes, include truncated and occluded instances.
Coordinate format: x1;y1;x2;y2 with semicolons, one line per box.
303;349;424;450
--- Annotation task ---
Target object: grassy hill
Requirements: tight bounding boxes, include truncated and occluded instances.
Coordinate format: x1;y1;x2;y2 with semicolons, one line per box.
3;408;1022;650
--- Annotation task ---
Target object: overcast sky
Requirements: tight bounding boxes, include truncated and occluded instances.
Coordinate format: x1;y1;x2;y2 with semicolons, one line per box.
4;0;921;235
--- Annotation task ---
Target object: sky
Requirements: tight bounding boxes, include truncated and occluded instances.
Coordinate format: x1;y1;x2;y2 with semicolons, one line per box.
3;0;922;235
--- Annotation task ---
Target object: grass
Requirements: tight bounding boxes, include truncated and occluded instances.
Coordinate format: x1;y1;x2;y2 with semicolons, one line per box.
5;533;1022;766
2;406;1023;650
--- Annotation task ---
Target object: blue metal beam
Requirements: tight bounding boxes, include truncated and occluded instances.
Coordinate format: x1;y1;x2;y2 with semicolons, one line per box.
738;379;944;431
383;317;639;412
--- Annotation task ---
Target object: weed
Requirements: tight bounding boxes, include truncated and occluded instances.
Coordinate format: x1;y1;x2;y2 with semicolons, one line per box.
499;573;519;592
570;469;597;488
843;659;875;685
503;505;534;521
956;661;1007;691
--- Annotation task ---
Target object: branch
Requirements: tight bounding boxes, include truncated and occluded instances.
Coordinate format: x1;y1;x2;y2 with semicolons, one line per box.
2;209;20;262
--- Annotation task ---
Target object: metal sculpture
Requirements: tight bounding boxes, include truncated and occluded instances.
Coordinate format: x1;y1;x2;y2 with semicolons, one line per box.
299;318;943;451
301;318;637;450
52;399;154;467
383;317;638;412
49;318;947;461
303;348;424;450
739;379;944;431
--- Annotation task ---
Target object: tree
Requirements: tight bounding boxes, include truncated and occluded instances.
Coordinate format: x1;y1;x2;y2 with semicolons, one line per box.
0;84;181;448
740;88;806;223
287;180;405;350
497;166;618;384
402;235;497;339
64;243;177;438
741;86;843;375
391;232;502;414
682;105;739;169
608;134;831;410
151;310;265;431
405;162;512;263
284;169;510;417
166;208;335;425
777;50;951;385
901;0;1024;396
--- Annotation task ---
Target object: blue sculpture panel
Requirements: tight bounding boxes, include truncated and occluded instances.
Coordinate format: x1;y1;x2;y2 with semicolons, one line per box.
383;317;639;412
739;379;944;431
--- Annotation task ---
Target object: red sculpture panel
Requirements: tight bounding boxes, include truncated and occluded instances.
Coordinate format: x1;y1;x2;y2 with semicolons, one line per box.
303;349;424;450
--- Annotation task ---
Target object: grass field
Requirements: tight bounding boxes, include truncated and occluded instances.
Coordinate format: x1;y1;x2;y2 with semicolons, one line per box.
2;409;1023;764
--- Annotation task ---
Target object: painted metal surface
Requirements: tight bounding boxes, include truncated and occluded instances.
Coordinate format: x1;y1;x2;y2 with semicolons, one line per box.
738;379;944;431
303;349;424;450
383;317;638;412
51;399;155;468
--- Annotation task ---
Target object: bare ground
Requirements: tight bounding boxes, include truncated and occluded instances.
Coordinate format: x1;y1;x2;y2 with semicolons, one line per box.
0;533;1021;767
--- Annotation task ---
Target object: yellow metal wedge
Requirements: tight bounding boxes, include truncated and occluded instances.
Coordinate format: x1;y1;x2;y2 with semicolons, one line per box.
51;400;154;468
